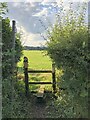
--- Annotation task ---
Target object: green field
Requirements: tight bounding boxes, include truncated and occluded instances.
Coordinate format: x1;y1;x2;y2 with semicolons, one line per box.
18;50;52;70
17;50;53;91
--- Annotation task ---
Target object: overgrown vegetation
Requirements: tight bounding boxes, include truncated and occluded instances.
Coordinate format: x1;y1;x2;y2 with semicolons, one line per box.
47;2;89;118
0;3;8;16
2;18;23;78
1;3;23;118
1;1;89;119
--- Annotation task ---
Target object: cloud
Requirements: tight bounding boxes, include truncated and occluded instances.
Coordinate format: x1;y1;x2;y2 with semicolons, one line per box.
6;2;57;46
16;22;47;46
5;1;87;46
33;8;48;17
7;2;53;34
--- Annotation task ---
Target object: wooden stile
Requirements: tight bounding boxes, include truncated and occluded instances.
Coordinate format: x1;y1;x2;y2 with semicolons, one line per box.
23;57;57;97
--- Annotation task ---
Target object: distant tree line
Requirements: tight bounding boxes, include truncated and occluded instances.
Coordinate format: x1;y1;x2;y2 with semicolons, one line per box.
24;46;47;50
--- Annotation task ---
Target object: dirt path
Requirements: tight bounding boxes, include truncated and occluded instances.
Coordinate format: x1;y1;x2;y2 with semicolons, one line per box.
27;93;52;118
29;96;46;118
31;103;46;118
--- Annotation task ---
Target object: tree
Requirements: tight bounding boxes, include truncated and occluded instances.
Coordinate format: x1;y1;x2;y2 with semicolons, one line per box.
0;2;8;16
47;2;89;118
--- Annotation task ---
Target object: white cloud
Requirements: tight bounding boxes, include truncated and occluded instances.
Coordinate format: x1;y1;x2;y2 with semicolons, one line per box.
5;1;88;47
33;8;48;17
21;32;47;46
16;24;47;46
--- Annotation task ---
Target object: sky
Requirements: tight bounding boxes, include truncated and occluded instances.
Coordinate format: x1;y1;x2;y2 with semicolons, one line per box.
2;0;89;46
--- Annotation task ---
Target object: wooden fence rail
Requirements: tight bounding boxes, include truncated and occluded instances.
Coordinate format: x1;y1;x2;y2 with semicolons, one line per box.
28;70;52;73
29;82;52;84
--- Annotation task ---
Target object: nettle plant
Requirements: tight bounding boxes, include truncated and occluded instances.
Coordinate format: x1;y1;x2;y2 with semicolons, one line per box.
46;2;89;118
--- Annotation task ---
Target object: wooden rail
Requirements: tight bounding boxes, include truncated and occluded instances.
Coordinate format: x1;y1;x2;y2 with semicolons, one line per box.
29;82;52;84
28;70;52;73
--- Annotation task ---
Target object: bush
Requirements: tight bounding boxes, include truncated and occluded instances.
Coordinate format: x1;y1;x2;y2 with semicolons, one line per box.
47;2;89;118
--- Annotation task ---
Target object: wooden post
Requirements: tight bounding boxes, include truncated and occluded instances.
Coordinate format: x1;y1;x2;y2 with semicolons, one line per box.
52;63;56;93
23;57;29;97
12;20;16;74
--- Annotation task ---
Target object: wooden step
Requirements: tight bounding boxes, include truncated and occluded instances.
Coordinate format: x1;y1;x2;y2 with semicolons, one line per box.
37;85;45;98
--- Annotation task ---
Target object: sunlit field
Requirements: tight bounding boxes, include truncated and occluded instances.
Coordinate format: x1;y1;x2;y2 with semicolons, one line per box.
18;50;52;70
17;50;53;91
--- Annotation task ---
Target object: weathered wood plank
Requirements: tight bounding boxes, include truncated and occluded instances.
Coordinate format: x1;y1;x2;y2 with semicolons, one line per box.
28;70;52;73
37;85;45;98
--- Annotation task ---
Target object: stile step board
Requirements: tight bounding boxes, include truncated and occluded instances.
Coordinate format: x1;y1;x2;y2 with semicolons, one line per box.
37;85;45;98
